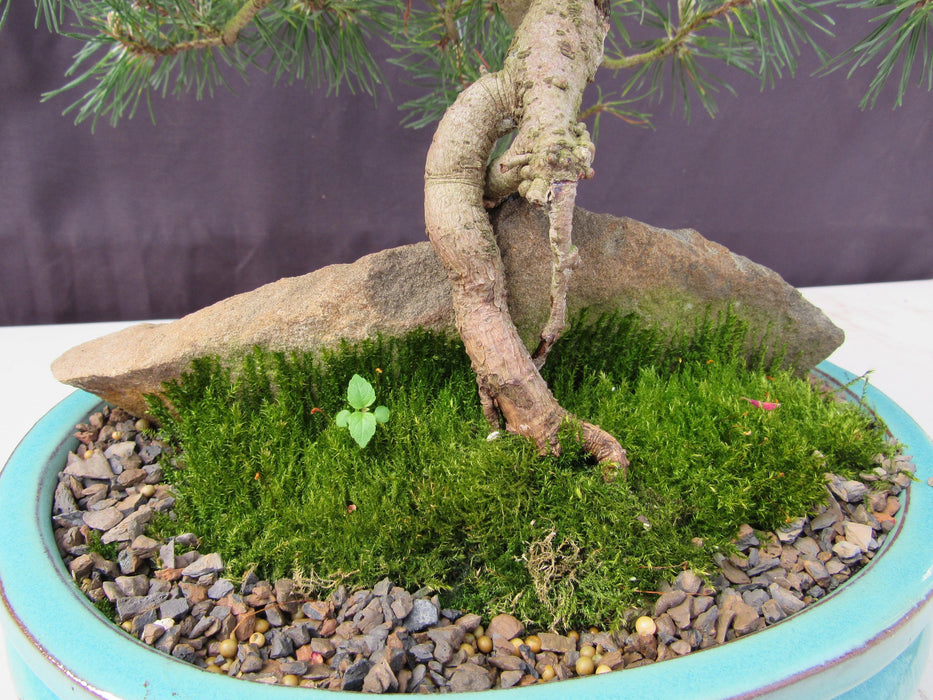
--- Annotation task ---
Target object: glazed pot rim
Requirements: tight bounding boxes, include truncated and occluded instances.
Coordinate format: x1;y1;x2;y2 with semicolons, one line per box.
0;361;931;699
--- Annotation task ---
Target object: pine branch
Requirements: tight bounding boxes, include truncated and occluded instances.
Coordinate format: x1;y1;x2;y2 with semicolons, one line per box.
38;0;400;127
600;0;836;119
389;0;513;129
604;0;755;70
823;0;933;107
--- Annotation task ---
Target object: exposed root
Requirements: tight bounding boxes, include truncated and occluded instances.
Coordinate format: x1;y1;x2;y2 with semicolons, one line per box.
532;179;580;369
424;0;627;481
580;420;629;479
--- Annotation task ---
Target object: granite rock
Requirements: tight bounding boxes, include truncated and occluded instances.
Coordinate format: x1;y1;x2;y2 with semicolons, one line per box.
52;201;843;417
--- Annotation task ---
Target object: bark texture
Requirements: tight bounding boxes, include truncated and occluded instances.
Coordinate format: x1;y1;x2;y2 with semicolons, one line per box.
424;0;627;471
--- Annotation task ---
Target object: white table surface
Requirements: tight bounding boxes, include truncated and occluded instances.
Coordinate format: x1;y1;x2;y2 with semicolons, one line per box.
1;279;931;698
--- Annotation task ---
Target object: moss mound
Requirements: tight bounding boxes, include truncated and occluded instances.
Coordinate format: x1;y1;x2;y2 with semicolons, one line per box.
148;312;892;631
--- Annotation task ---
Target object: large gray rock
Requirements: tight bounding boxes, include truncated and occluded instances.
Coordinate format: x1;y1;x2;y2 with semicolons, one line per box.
52;199;842;417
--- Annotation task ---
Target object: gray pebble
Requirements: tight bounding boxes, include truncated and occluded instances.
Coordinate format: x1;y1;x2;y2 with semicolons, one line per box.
833;541;862;563
64;452;114;480
653;590;687;616
341;659;373;692
404;598;439;632
101;506;153;544
776;517;806;543
154;625;181;654
761;599;786;624
206;578;234;599
673;569;703;594
116;592;170;621
181;552;223;578
240;652;264;673
83;507;124;531
267;631;294;659
449;663;493;692
159;597;190;621
171;643;198;664
827;476;869;503
138;445;163;464
53;481;79;515
768;583;806;615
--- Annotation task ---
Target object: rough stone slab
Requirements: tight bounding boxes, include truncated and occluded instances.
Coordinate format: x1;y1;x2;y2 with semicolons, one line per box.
844;522;874;553
828;476;870;504
537;632;576;654
51;201;843;417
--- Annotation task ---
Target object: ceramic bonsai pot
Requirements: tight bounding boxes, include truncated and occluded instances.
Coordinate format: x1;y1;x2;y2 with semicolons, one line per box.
1;361;931;699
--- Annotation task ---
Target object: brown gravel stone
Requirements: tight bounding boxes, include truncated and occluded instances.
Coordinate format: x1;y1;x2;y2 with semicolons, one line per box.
718;558;751;585
653;590;687;616
667;599;693;629
732;602;763;636
448;663;493;692
536;632;577;654
485;613;523;641
499;670;523;688
83;507;124;531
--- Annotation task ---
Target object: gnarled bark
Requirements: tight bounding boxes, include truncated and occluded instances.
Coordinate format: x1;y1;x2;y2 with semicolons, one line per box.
424;0;628;473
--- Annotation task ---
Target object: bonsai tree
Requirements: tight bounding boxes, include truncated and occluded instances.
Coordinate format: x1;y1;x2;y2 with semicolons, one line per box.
6;0;929;469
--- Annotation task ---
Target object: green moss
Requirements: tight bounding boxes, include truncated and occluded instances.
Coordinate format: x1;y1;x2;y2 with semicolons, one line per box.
93;597;118;623
146;312;894;631
86;530;120;561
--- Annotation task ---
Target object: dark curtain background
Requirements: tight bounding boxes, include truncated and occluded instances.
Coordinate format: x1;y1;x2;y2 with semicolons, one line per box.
2;2;932;326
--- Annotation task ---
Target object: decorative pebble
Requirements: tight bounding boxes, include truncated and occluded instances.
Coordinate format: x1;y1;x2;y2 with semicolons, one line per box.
181;552;223;579
83;507;124;531
485;613;523;641
403;598;439;632
827;475;869;503
833;541;863;563
634;616;657;637
844;521;874;553
64;451;114;480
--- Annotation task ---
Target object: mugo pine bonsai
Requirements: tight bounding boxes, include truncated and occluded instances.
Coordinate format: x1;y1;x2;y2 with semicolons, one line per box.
5;0;931;468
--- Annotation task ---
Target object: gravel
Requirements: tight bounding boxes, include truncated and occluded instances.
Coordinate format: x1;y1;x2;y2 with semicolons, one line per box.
52;404;918;693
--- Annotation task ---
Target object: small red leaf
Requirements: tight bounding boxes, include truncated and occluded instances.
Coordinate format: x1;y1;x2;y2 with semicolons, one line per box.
742;397;781;410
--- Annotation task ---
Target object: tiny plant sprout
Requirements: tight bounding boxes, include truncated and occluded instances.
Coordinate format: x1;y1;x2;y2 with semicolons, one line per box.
335;374;390;448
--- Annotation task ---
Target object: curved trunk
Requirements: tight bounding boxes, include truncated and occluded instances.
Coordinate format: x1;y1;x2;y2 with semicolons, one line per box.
424;0;628;472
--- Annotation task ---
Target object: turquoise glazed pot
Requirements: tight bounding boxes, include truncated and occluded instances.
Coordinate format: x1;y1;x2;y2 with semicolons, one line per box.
1;362;931;699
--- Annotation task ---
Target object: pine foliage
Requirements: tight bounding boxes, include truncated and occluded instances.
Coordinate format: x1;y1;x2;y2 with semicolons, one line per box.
6;0;930;127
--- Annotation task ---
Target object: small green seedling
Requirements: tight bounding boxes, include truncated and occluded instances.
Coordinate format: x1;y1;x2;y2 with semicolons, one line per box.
336;374;390;448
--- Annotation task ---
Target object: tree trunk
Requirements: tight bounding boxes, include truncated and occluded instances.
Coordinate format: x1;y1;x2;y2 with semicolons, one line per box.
424;0;628;473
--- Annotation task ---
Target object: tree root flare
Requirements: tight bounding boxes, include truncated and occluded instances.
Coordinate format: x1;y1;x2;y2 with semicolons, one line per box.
580;420;629;480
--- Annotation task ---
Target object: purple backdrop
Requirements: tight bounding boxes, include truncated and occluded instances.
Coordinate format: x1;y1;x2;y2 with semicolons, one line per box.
2;3;931;325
